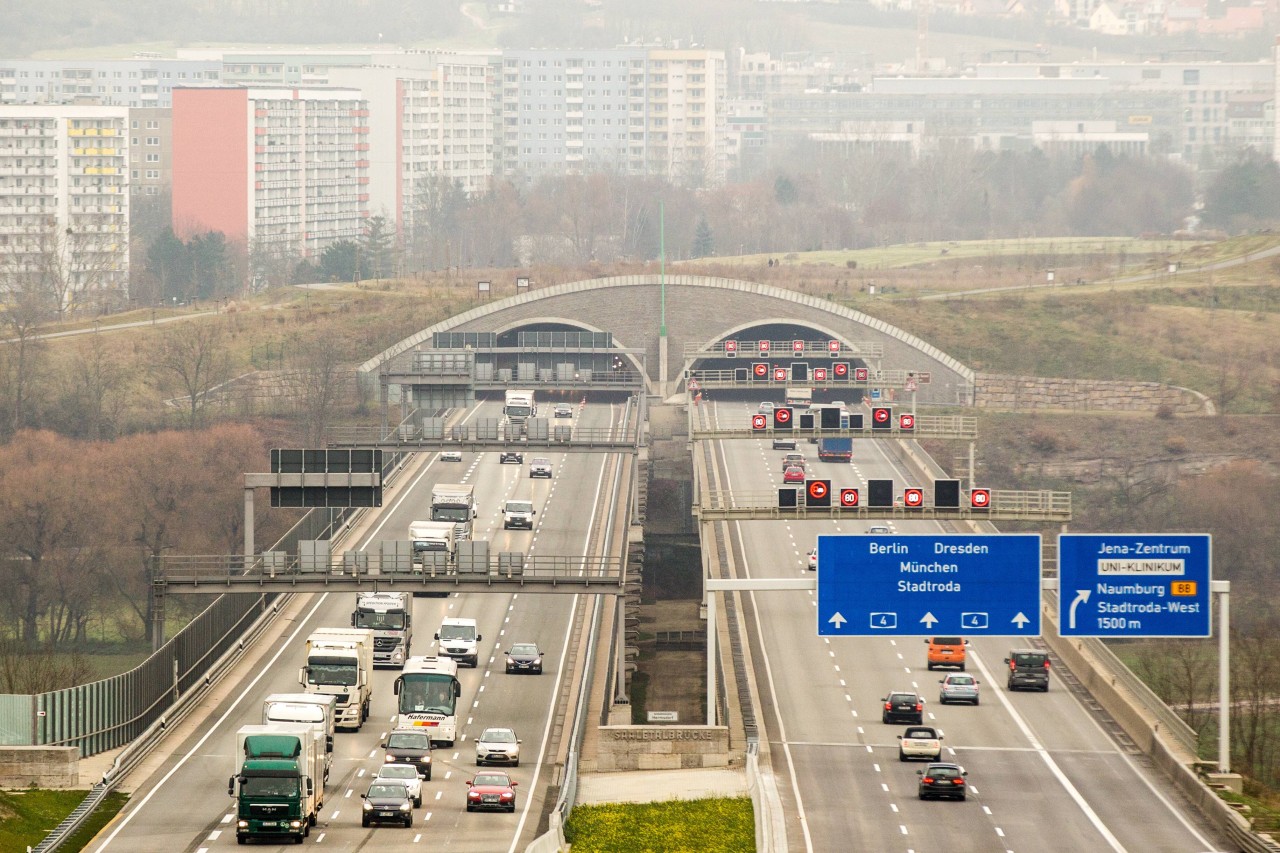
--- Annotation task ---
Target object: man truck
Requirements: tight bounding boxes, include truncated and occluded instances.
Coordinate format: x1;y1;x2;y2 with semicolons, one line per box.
299;628;373;731
430;483;477;541
229;723;323;844
351;591;413;668
817;436;853;463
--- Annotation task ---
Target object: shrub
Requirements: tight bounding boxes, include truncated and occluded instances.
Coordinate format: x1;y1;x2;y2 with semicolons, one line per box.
1164;436;1188;455
1155;403;1176;420
1028;428;1061;453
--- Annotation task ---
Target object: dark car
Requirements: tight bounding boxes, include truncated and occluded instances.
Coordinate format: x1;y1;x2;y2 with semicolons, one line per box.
466;771;519;812
553;404;573;418
882;691;925;724
917;762;968;801
771;436;798;450
505;642;543;674
499;451;524;464
382;729;433;780
1005;649;1051;691
361;780;415;827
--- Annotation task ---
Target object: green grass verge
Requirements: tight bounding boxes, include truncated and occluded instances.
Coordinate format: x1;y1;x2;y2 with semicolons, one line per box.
565;797;755;853
0;789;128;852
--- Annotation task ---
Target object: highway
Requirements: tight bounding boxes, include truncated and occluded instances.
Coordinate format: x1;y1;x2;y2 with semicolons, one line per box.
90;396;628;852
701;398;1231;853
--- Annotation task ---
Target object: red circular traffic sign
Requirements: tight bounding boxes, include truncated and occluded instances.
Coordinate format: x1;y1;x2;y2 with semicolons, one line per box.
751;414;767;430
833;362;848;377
873;407;890;424
854;367;869;381
828;340;841;352
813;368;828;381
724;340;738;352
773;368;788;381
840;488;859;506
792;340;805;352
753;363;768;377
904;488;924;507
759;340;770;352
808;481;828;500
971;488;991;508
775;408;792;424
899;413;915;430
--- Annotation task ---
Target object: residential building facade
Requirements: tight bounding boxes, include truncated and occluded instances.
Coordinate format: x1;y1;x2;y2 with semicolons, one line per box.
0;59;220;107
0;105;130;312
171;87;369;261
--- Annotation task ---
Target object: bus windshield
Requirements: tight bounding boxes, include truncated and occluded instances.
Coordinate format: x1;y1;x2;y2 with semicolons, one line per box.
398;676;457;715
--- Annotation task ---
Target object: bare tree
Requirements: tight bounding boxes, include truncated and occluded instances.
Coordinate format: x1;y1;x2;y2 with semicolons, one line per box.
149;320;233;429
59;331;131;440
289;328;350;446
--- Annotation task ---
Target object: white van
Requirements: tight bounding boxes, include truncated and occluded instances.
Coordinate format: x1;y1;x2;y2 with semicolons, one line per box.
435;617;481;668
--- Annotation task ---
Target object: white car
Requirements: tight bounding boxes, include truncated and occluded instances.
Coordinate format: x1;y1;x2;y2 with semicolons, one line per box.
439;450;462;462
806;548;817;571
553;404;573;418
529;457;553;478
897;725;944;762
374;763;423;807
867;525;891;535
475;726;522;767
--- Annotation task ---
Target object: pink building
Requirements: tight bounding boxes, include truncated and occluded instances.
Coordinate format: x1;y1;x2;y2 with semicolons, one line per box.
171;86;369;261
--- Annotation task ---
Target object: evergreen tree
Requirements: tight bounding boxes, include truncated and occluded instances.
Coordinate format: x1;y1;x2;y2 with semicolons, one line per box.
692;217;714;258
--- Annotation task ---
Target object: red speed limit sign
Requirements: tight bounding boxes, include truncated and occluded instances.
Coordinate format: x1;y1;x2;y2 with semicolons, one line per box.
792;339;805;352
751;414;767;430
773;367;788;381
724;340;738;354
970;488;991;509
839;488;860;507
813;367;828;381
828;340;841;352
758;340;771;352
854;367;869;381
899;413;915;431
903;488;924;508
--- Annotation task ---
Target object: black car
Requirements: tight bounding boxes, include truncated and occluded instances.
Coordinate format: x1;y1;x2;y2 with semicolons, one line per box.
499;451;524;464
505;642;543;674
361;780;415;827
882;691;925;724
771;436;798;450
917;762;968;801
382;729;433;780
1005;648;1051;691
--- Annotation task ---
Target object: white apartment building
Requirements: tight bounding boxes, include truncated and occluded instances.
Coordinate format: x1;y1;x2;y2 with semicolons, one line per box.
0;59;221;107
0;105;129;312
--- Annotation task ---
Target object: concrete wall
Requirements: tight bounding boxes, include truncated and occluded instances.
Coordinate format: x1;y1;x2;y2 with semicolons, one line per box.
0;746;79;789
976;374;1206;414
593;726;730;771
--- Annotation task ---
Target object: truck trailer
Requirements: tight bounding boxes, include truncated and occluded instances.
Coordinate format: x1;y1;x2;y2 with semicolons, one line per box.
351;591;413;668
430;483;477;541
299;628;373;731
229;723;323;844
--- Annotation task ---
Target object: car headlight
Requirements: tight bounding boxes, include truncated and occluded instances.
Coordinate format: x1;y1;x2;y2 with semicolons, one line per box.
423;755;431;763
362;801;373;811
506;657;515;665
237;819;248;829
400;802;411;811
385;754;396;762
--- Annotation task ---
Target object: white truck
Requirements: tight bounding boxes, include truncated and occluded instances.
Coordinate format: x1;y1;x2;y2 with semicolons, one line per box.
502;499;536;530
503;389;536;426
409;520;457;570
261;693;336;784
435;616;482;668
430;483;477;541
230;723;323;844
351;591;413;668
299;628;373;731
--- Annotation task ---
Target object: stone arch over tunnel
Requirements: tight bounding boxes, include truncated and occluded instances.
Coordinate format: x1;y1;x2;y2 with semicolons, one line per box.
358;274;975;405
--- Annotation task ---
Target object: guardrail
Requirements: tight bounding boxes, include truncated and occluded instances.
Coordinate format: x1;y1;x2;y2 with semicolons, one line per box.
694;488;1072;523
690;416;978;440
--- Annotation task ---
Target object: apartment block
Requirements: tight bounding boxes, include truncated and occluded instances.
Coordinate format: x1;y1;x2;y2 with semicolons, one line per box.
0;59;220;107
0;106;130;312
171;87;369;261
127;107;171;198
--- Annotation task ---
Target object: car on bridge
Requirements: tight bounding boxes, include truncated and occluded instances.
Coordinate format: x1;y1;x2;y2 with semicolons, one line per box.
882;691;925;724
917;762;968;801
529;457;553;478
439;449;462;462
361;780;415;827
782;466;805;484
781;453;806;471
475;726;521;767
505;643;543;674
806;548;817;571
939;673;980;705
499;450;524;464
772;436;798;450
897;725;943;761
374;764;423;808
466;771;518;812
866;525;891;535
554;404;574;418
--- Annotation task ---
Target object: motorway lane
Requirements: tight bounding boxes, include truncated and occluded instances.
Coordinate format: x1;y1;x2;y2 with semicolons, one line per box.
708;399;1228;853
91;399;623;853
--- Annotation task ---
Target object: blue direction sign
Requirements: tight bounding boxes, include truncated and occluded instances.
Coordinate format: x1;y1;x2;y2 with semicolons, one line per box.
1058;534;1211;638
817;534;1041;637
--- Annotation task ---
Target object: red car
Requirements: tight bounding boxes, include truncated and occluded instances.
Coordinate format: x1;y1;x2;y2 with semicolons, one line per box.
782;466;806;484
466;771;518;812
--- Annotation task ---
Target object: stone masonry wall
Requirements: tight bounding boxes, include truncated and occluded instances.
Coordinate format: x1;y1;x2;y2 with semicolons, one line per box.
593;726;730;771
0;746;79;789
975;374;1206;414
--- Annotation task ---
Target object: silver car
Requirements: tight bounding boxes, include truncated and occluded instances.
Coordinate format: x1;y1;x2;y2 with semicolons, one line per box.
475;726;522;767
938;673;980;705
374;763;423;807
529;457;553;478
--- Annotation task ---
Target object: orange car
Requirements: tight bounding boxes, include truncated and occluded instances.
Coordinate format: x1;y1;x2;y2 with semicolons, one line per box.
925;636;968;671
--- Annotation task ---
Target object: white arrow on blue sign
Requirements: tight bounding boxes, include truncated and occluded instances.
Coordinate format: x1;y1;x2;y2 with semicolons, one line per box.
1058;534;1211;638
817;534;1041;637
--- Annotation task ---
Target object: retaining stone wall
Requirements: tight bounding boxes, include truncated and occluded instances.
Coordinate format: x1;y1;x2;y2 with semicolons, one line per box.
976;374;1203;414
593;726;730;771
0;746;79;789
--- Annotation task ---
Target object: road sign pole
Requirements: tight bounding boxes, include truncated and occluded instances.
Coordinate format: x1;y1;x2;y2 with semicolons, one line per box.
1216;579;1230;772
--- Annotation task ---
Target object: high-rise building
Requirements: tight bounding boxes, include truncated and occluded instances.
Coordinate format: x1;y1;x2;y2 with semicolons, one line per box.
171;87;369;263
0;59;221;107
0;105;130;312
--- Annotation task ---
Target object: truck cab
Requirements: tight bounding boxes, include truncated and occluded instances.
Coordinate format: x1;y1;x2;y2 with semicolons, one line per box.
502;499;536;530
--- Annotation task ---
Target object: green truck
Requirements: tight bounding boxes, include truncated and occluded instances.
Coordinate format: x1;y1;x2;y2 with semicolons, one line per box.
229;724;322;845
